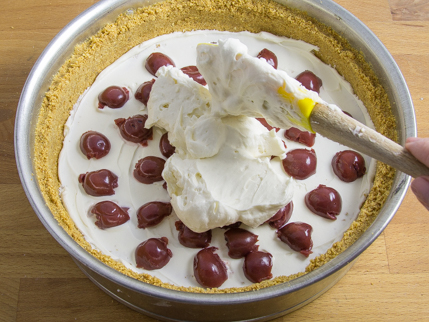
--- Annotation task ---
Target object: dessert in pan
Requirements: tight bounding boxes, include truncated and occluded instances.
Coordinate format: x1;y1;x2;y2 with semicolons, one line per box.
34;0;396;292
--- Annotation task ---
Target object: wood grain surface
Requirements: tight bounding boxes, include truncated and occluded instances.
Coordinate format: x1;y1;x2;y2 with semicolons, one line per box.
1;0;429;321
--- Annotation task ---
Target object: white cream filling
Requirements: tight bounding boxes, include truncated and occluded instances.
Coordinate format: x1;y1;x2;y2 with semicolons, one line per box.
147;63;293;232
58;30;376;289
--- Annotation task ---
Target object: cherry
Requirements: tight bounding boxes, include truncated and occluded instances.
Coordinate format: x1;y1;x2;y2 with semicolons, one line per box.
193;247;228;288
135;79;155;106
257;48;278;69
175;221;212;248
243;251;273;283
135;237;172;270
145;52;175;76
305;185;342;220
256;118;280;132
282;149;317;179
295;70;323;94
98;86;129;109
224;228;259;259
78;169;118;196
265;202;293;229
332;150;366;182
80;131;111;159
114;114;153;146
277;222;313;257
159;132;175;158
137;202;173;228
343;110;353;118
133;156;165;184
90;201;129;229
181;66;207;86
220;222;242;230
284;127;316;147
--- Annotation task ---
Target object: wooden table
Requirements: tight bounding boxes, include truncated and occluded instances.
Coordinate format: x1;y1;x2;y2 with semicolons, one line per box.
1;0;429;321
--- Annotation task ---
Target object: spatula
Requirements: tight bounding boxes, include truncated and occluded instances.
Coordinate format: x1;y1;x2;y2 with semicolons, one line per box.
310;103;429;178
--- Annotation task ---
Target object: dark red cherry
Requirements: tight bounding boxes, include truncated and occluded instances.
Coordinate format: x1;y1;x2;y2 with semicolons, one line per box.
181;66;207;86
220;222;242;230
98;86;129;109
284;127;316;147
257;48;278;69
135;237;172;270
159;132;175;158
332;150;366;182
175;221;212;248
265;202;293;228
224;228;259;259
193;247;228;288
78;169;118;196
135;79;155;106
343;110;353;118
277;222;313;257
295;70;323;94
133;156;165;184
137;202;173;229
305;185;342;220
145;52;175;76
80;131;111;159
115;115;153;146
256;118;280;132
90;201;129;229
282;149;317;179
243;251;273;283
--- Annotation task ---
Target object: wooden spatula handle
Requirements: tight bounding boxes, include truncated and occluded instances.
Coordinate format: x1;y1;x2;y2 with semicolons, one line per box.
310;103;429;178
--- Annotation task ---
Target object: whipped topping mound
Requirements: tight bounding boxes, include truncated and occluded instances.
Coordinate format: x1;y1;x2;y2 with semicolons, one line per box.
196;39;341;131
147;49;293;232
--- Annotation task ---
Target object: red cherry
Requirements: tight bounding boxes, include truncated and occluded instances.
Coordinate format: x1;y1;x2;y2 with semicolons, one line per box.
175;221;212;248
265;202;293;228
135;79;155;106
145;52;175;76
295;70;323;93
78;169;118;196
114;114;153;146
243;251;273;283
159;133;175;158
256;118;280;132
80;131;111;159
98;86;129;109
277;222;313;257
282;149;317;180
257;48;278;69
284;127;316;147
137;202;173;228
193;247;228;288
305;185;342;220
181;65;207;86
224;228;259;259
133;156;165;184
332;150;366;182
90;201;129;229
135;237;172;270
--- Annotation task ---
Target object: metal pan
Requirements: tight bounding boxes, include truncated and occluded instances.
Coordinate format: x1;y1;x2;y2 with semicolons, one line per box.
15;0;413;320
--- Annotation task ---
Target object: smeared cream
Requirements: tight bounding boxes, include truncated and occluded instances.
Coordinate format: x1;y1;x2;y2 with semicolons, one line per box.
195;39;341;131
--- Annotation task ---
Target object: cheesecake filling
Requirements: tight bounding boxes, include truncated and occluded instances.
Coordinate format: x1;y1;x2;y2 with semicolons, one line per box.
58;30;375;289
